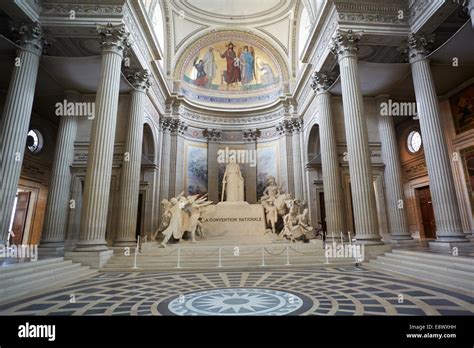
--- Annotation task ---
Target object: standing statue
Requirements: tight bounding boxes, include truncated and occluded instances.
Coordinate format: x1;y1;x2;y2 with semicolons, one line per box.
263;200;278;234
221;158;244;202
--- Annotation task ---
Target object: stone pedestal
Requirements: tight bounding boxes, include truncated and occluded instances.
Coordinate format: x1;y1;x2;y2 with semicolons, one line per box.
201;202;266;238
64;249;113;269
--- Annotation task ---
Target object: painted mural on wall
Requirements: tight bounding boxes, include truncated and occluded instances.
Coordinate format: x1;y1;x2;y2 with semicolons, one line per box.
257;143;279;199
185;144;208;195
450;83;474;134
183;40;280;93
461;146;474;216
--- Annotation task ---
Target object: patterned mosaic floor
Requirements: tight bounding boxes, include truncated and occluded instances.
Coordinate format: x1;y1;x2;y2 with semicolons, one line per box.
1;267;472;316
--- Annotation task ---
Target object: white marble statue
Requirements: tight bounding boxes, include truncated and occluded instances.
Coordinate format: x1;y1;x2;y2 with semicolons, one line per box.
221;158;244;202
159;193;212;247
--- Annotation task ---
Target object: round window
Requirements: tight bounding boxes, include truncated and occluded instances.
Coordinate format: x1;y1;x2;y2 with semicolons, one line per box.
407;130;422;154
26;129;43;154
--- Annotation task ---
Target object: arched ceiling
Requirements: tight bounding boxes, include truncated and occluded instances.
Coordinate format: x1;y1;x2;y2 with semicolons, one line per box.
163;0;300;80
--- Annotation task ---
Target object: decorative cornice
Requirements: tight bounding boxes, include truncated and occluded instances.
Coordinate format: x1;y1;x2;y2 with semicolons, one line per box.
330;29;362;60
310;72;333;94
403;33;434;63
125;69;152;92
42;3;123;16
97;23;131;53
202;128;222;141
179;108;284;125
242;129;261;142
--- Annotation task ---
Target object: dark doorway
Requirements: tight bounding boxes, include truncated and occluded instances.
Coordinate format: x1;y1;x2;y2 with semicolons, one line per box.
417;186;436;239
318;192;326;233
136;193;143;239
10;192;31;245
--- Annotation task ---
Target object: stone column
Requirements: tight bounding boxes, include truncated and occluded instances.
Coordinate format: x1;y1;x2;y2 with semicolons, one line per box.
291;116;304;200
40;90;80;251
376;95;413;241
276;119;295;194
75;24;131;251
174;120;187;196
0;23;43;244
466;0;474;28
114;70;151;247
311;72;346;241
331;30;382;245
203;129;221;202
243;129;260;203
406;34;467;244
158;117;172;219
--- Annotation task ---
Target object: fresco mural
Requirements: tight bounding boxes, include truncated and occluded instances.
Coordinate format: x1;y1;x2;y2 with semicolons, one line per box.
185;144;208;195
257;143;279;199
183;40;280;93
450;83;474;134
461;146;474;216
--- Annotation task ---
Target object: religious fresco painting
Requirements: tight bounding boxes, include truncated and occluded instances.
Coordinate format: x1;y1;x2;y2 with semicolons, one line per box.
450;83;474;134
184;40;280;92
185;144;208;195
257;143;279;199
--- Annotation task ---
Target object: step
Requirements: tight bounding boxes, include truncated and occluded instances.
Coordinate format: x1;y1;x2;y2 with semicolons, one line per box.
381;253;474;274
368;259;473;291
1;259;75;281
2;262;83;286
0;268;97;305
0;257;65;274
376;255;474;280
392;249;474;265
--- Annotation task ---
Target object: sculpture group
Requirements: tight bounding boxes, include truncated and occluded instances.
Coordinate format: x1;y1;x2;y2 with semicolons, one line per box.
155;161;316;247
153;193;212;247
260;175;316;242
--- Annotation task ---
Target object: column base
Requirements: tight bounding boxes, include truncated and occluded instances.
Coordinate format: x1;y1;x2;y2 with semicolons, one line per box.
429;240;473;252
354;236;384;246
38;243;65;258
390;239;419;246
64;249;113;269
74;239;109;252
113;239;137;247
360;244;392;261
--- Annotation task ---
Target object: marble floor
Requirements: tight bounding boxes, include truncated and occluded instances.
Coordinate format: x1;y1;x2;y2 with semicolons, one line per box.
1;266;472;316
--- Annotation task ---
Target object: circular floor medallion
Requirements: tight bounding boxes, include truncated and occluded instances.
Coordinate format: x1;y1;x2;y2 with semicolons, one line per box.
167;288;304;316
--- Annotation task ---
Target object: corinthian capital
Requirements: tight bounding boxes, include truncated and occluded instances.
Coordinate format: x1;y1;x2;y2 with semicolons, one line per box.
97;23;131;53
126;69;152;92
403;33;434;63
11;22;45;55
310;72;333;94
330;29;362;60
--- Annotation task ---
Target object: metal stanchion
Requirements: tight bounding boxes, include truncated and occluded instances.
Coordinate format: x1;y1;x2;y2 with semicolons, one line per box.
132;236;140;270
176;247;182;269
285;245;291;266
217;247;223;268
260;247;265;267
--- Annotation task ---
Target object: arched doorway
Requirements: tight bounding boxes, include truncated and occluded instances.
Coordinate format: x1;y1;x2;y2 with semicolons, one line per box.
305;124;324;229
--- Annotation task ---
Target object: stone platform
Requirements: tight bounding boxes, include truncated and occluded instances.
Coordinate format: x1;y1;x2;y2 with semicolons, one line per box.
200;201;266;238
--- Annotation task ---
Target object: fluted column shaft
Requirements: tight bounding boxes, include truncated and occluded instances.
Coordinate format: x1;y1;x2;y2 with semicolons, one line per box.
376;95;413;240
331;30;381;244
207;139;220;202
76;24;130;251
0;24;43;244
312;75;347;240
114;70;150;246
292;120;304;200
408;36;467;242
40;91;79;248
